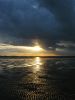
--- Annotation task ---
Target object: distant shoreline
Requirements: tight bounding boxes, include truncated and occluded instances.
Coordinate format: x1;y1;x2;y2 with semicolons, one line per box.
0;56;75;58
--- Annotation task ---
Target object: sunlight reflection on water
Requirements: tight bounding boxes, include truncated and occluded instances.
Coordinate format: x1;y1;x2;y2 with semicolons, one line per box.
23;57;45;83
0;57;75;100
31;57;43;73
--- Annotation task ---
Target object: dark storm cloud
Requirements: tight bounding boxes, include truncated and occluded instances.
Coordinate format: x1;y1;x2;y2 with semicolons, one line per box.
0;0;61;41
56;41;75;48
47;41;75;56
38;0;75;41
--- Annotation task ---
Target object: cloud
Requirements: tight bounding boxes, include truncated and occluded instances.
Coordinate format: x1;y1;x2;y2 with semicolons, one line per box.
0;42;75;56
0;0;74;41
47;41;75;56
55;47;75;56
0;0;75;56
38;0;75;41
56;41;75;47
0;0;61;40
0;43;46;56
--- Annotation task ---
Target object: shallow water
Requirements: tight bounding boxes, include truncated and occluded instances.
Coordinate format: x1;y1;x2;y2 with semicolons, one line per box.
0;57;75;100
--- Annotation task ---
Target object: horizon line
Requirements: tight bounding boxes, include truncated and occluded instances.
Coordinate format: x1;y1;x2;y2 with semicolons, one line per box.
0;56;75;58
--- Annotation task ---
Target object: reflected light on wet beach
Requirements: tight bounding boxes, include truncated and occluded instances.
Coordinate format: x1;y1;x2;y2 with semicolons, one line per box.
33;57;42;73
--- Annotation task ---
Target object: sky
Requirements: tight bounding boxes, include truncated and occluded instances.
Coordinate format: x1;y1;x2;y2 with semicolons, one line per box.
0;0;75;56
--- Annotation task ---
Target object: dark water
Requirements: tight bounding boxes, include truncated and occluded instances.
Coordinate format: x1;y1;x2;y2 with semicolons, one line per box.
0;57;75;100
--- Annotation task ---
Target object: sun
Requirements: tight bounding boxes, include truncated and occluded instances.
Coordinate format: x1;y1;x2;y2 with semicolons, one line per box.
33;46;43;52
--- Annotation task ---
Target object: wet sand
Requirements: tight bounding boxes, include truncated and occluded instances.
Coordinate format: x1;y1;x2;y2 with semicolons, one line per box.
0;57;75;100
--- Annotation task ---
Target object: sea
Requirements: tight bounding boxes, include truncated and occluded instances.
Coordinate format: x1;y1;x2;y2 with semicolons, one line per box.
0;57;75;100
